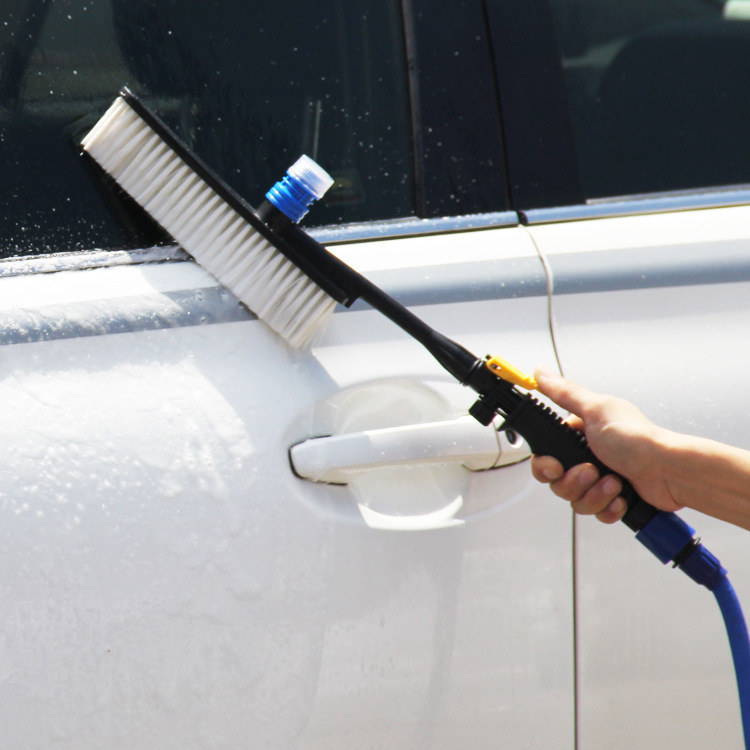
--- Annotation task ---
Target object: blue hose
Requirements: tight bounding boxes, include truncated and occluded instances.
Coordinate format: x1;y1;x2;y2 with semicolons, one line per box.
637;511;750;748
714;576;750;749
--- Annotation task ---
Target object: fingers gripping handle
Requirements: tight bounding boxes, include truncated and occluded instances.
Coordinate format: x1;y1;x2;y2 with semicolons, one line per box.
500;394;731;594
501;393;658;532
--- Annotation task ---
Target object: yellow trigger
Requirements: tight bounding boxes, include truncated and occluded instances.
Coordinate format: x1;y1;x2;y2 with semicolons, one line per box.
485;355;538;390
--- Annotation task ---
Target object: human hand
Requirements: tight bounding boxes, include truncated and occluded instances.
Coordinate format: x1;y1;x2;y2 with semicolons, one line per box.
530;366;684;523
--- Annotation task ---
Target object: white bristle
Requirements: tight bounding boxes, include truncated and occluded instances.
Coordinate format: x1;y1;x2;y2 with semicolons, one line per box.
81;95;335;348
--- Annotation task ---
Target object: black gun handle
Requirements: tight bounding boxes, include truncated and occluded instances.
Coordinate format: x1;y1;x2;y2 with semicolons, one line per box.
502;393;658;532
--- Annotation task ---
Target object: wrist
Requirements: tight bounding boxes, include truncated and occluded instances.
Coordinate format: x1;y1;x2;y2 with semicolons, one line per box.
635;425;688;512
653;428;730;513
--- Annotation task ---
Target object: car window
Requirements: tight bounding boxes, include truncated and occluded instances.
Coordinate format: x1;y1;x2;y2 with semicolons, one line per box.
547;0;750;199
0;0;413;257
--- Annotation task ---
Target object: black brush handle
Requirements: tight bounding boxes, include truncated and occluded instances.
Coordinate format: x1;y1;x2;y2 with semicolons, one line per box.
501;393;658;532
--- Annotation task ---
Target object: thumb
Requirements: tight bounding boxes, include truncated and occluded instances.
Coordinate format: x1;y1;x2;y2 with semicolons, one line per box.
533;365;598;419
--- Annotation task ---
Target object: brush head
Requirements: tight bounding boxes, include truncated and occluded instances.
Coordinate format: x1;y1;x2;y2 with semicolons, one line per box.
81;91;336;348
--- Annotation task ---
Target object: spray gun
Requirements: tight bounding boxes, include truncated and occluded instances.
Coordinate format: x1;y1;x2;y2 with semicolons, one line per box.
463;353;725;585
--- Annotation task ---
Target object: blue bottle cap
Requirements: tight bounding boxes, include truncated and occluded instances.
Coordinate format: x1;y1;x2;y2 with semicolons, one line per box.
265;155;334;223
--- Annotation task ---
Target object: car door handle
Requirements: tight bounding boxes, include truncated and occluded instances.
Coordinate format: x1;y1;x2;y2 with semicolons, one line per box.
289;416;532;485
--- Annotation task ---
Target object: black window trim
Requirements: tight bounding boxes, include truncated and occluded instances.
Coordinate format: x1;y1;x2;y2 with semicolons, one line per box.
484;0;584;212
400;0;511;220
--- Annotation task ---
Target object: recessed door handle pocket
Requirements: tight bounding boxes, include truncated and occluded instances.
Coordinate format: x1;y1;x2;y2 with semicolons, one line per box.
289;415;532;485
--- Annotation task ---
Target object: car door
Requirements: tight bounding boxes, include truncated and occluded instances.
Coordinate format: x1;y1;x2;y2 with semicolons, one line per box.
0;1;575;748
489;1;750;747
529;208;750;750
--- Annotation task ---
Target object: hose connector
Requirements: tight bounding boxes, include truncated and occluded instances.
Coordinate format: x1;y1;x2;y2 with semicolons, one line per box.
635;510;727;590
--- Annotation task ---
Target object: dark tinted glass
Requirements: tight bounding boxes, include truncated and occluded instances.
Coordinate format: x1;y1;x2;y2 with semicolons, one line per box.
548;0;750;199
0;0;412;257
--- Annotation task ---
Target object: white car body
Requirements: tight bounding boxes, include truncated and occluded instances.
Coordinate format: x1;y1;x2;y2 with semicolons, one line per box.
2;198;749;748
530;202;750;749
0;224;572;748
